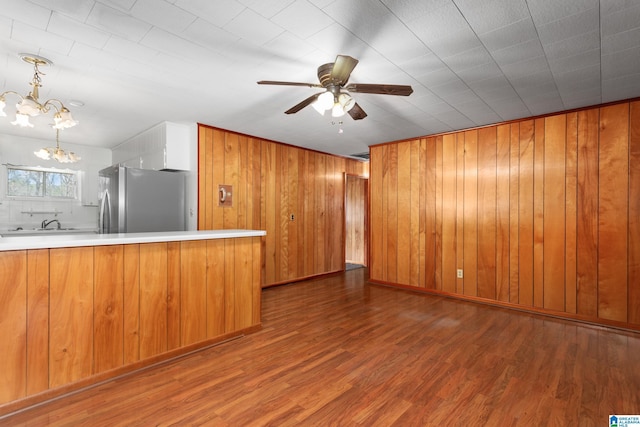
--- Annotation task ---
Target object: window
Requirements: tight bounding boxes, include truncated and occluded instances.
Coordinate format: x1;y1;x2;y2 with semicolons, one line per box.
7;166;78;199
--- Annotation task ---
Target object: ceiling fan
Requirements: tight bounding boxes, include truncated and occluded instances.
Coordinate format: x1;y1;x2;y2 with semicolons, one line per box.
257;55;413;120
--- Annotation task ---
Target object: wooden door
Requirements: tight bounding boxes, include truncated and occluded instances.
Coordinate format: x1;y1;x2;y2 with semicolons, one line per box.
345;174;368;266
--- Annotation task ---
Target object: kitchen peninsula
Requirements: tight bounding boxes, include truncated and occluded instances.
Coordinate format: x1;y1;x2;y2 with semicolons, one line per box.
0;229;265;415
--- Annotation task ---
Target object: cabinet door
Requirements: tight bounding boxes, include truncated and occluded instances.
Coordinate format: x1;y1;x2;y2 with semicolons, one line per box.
0;251;27;404
139;242;168;359
49;247;94;388
140;148;165;171
94;245;124;373
81;170;99;206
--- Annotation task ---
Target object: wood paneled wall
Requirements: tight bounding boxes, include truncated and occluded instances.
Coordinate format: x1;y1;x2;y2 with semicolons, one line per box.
198;126;369;286
0;238;261;408
370;100;640;330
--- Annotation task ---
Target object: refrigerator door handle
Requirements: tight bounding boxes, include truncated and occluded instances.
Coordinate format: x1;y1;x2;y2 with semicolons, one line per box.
99;189;111;234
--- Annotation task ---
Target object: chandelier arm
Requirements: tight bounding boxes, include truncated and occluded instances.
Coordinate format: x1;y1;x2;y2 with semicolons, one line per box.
41;98;67;114
0;90;25;100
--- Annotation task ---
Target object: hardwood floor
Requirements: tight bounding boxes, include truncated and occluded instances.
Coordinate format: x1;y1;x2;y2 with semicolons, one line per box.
4;268;640;426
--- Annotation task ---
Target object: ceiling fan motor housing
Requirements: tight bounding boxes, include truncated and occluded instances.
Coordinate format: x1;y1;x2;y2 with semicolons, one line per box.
317;63;337;87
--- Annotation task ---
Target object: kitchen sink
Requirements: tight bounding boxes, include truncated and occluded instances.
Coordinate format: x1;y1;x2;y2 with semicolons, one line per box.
1;227;98;237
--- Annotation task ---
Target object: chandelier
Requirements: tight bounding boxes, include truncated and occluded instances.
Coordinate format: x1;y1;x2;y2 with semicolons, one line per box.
0;54;78;129
34;129;81;163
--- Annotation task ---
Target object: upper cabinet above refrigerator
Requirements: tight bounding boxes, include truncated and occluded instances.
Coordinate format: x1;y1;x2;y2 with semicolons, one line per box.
112;121;193;171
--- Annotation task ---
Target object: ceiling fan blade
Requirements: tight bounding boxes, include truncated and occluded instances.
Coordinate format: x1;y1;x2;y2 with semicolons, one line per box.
348;103;367;120
345;83;413;96
258;80;323;88
330;55;359;85
285;92;323;114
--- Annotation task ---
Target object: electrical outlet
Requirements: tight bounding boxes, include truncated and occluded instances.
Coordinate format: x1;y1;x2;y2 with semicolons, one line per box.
457;269;463;279
290;214;295;221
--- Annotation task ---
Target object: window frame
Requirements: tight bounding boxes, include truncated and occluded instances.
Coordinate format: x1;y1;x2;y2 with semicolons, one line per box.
5;165;79;200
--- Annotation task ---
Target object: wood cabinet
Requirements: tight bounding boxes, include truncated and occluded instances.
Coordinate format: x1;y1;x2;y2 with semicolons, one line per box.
0;236;262;414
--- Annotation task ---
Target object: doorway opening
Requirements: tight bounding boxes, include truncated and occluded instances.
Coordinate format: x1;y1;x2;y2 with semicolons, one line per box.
345;174;368;270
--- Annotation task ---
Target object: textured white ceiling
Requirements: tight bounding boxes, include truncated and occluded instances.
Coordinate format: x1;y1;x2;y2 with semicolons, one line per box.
1;0;639;157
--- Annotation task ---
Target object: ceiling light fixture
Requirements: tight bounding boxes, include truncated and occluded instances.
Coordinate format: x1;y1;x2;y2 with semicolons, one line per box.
34;128;81;163
0;54;78;130
311;89;355;118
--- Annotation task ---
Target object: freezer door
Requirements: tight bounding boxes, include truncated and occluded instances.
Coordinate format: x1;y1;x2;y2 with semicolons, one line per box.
124;168;186;232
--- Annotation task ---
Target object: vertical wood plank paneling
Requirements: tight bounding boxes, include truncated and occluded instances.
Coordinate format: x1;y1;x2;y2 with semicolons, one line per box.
387;145;399;283
397;141;411;285
565;112;578;314
0;251;27;404
277;146;288;279
598;103;629;322
381;145;389;280
509;124;520;303
441;134;457;292
297;150;306;277
237;135;248;229
206;239;225;338
315;153;327;275
123;244;140;364
424;137;437;288
224;240;236;333
366;100;636;329
576;109;599;317
496;125;511;302
26;250;49;395
223;132;239;229
455;133;465;294
49;247;93;388
287;147;299;280
234;238;253;329
251;138;263;230
463;131;478;297
418;138;427;287
370;145;382;280
533;118;545;308
543;114;566;311
93;245;124;373
197;126;209;229
181;241;207;346
629;101;640;325
263;142;277;285
519;120;535;306
252;237;262;326
435;136;444;290
477;127;497;300
410;140;420;285
139;243;168;360
167;242;181;350
212;129;225;229
303;151;316;276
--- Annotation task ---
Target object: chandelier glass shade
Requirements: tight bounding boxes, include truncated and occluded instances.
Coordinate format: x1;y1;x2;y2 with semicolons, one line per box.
0;54;78;130
34;129;81;163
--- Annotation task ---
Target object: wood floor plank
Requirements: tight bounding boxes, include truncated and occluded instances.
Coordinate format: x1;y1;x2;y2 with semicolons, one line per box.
3;269;640;426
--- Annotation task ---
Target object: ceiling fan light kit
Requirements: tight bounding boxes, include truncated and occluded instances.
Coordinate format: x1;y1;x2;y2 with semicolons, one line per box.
0;53;79;130
258;55;413;121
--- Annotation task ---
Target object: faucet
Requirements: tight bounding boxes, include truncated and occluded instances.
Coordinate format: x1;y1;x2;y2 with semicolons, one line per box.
42;219;61;230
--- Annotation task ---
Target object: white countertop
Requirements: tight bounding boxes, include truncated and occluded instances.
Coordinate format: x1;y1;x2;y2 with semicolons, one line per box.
0;229;266;251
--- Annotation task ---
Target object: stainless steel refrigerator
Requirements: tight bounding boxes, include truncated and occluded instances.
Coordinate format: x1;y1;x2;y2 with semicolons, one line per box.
98;165;186;234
